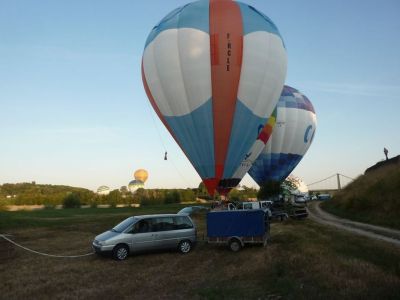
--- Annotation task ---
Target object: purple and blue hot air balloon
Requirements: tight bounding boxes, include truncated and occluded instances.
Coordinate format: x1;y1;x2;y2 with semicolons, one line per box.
248;86;317;186
142;0;287;195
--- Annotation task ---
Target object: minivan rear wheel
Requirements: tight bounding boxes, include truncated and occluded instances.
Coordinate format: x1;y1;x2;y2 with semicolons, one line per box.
113;244;129;261
178;240;192;254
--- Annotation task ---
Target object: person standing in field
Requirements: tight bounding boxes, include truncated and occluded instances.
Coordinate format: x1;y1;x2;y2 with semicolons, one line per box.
384;147;389;160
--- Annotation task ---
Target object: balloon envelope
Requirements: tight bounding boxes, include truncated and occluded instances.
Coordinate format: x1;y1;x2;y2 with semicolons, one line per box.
134;169;148;183
128;180;145;193
142;0;287;195
227;106;278;192
97;186;110;195
248;86;317;186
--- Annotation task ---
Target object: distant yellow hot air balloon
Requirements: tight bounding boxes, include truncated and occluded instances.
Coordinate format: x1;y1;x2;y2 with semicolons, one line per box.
134;169;148;183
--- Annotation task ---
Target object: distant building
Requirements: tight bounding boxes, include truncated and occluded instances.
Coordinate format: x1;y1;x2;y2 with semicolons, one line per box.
97;186;110;195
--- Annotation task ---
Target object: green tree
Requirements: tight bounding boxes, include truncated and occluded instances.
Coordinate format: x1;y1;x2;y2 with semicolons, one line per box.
228;188;242;202
63;193;81;208
107;190;122;207
181;189;195;202
241;185;258;199
197;182;208;196
164;190;181;204
281;176;300;192
257;181;281;200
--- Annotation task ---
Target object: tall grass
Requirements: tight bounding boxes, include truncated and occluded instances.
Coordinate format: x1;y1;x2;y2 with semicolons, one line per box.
322;164;400;229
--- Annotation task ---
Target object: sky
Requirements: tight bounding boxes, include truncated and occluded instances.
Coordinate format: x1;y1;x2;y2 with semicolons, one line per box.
1;0;399;192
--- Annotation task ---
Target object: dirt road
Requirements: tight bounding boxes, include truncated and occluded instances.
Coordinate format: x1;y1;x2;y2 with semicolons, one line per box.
307;201;400;247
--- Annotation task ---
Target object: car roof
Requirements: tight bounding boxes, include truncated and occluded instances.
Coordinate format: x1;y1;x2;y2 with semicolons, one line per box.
134;214;185;219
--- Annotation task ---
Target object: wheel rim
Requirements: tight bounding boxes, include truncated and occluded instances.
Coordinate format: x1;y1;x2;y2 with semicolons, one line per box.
180;241;191;253
117;247;128;260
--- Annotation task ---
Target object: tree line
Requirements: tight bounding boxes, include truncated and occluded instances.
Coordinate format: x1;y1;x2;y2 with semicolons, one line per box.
0;182;261;209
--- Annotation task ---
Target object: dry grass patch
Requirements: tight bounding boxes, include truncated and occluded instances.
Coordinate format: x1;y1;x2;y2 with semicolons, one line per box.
1;209;400;299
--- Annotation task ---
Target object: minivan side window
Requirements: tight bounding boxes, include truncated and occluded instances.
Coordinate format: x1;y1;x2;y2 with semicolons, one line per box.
131;219;151;234
174;216;193;229
151;217;175;232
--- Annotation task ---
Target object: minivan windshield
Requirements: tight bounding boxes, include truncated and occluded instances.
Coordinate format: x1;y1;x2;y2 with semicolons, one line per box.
112;217;136;233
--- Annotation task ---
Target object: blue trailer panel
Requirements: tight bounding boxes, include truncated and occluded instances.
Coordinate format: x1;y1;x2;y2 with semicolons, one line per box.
207;210;266;237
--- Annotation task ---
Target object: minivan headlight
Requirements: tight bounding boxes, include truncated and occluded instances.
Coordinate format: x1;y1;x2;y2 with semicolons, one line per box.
94;240;107;246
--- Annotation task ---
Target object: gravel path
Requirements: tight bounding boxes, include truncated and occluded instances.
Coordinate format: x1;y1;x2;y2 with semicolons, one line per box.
307;201;400;247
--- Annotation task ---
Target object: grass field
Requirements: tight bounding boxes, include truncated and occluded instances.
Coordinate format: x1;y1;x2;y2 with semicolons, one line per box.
1;205;400;299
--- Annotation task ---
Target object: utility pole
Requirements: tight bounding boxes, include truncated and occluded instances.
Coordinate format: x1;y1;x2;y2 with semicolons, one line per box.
337;173;341;190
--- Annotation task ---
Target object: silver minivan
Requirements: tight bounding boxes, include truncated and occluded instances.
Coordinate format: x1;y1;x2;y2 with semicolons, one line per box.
92;214;196;260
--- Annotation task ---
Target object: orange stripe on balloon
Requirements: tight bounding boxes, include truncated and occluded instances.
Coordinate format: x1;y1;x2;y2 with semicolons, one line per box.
208;0;243;195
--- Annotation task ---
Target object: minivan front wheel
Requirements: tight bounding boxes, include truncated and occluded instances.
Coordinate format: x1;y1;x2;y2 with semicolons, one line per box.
113;244;129;261
178;240;192;254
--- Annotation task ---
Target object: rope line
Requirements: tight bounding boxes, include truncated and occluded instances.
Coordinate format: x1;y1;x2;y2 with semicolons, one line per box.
308;174;337;186
338;173;356;181
308;173;355;187
308;173;355;189
144;97;192;187
0;234;94;258
145;99;168;152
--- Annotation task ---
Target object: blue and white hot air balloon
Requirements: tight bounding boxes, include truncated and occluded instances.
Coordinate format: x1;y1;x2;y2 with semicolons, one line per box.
248;86;317;186
142;0;287;195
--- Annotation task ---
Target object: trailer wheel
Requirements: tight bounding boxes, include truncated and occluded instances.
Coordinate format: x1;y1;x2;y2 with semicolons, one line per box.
228;238;242;252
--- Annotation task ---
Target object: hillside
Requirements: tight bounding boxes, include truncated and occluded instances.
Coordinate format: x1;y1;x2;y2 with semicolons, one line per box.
321;160;400;230
0;182;94;206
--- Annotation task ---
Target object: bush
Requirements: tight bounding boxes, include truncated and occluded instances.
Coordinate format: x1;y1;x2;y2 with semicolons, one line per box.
63;193;81;208
89;196;99;208
0;199;8;211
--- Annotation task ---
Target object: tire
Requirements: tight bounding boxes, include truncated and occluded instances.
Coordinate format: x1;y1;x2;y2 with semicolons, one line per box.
178;240;192;254
228;238;242;252
113;244;129;261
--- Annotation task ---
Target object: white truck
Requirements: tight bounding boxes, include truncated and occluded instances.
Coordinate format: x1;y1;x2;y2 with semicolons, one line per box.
236;201;273;218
